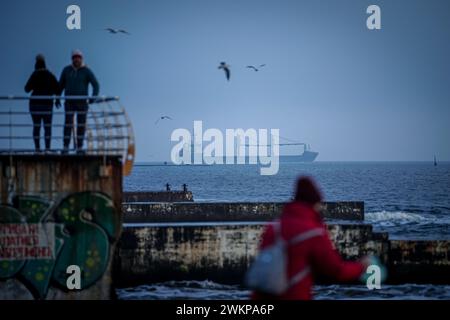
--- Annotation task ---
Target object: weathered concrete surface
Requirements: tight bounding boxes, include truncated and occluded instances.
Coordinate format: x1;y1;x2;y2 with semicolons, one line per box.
122;201;364;223
123;191;194;203
115;223;450;286
387;240;450;284
0;155;123;300
114;223;391;287
0;155;122;207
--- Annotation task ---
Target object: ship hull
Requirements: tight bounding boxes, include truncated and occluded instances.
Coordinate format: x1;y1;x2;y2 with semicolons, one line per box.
279;151;318;162
178;151;319;165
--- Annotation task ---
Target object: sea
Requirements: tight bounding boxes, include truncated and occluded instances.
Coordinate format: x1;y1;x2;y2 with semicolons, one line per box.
118;161;450;300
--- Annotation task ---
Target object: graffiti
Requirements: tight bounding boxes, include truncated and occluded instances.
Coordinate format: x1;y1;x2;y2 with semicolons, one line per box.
0;192;118;299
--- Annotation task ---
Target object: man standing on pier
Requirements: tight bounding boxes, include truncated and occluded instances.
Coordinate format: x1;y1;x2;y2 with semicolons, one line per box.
59;49;99;153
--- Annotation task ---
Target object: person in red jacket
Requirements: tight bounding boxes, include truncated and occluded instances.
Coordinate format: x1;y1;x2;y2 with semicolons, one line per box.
252;176;368;300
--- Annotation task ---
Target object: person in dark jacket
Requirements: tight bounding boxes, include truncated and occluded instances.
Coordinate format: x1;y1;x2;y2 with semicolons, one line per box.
253;177;370;300
24;54;60;151
59;49;99;153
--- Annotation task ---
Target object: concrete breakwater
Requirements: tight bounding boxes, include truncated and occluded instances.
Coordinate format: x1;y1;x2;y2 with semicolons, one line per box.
123;191;194;203
115;222;389;287
122;201;364;223
115;200;450;287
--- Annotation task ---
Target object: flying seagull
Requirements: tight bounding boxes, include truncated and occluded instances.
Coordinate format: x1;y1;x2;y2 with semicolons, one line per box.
218;62;231;81
155;116;173;124
105;28;130;35
246;64;266;72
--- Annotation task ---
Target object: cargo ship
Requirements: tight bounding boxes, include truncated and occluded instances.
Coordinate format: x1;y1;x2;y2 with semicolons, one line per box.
278;143;319;162
178;141;319;164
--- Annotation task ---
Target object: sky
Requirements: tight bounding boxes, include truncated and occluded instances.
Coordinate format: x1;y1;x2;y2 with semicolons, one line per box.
0;0;449;161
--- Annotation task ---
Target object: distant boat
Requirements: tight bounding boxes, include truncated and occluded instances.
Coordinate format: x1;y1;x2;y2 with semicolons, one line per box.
434;155;437;166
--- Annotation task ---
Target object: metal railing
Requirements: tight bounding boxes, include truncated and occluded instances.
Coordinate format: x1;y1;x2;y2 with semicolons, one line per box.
0;95;135;175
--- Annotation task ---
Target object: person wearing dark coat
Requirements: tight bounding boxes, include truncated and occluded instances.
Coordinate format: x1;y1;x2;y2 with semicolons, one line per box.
59;49;99;153
24;54;60;151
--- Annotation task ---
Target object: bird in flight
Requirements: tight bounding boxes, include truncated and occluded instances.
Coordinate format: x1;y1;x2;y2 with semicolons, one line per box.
105;28;130;35
246;64;266;72
155;116;173;124
218;62;231;81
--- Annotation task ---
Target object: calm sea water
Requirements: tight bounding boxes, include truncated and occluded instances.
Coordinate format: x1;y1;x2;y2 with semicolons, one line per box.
120;161;450;300
125;161;450;239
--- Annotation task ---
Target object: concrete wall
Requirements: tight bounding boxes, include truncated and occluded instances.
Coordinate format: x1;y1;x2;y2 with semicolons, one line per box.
115;223;449;286
0;155;123;300
123;191;194;203
122;201;364;223
114;222;392;287
0;155;122;206
388;240;450;284
118;194;449;287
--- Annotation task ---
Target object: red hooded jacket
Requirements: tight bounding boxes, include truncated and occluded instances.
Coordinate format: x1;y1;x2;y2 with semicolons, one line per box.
252;201;365;300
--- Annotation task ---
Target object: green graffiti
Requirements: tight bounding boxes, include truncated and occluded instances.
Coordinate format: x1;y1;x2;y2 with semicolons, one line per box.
12;196;67;299
0;192;118;299
53;192;116;289
12;196;51;223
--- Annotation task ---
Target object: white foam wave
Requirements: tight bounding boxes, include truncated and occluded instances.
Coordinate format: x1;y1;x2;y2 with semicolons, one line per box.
365;211;429;224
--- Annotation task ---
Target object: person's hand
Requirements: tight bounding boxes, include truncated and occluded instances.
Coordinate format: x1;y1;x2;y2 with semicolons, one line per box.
361;256;373;269
359;255;388;284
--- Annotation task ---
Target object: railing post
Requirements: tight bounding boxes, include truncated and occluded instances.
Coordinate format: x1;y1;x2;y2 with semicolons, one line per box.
8;106;12;152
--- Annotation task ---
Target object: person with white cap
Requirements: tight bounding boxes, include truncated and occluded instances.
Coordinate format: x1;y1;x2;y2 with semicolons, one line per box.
59;49;99;153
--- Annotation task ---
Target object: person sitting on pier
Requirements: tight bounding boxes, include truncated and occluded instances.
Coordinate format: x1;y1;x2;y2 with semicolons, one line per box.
251;176;370;300
59;49;99;154
24;54;60;152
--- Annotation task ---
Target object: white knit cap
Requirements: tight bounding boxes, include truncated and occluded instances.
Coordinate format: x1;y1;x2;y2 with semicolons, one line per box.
71;49;83;58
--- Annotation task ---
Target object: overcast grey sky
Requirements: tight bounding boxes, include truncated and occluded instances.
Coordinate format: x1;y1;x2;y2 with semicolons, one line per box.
1;0;449;161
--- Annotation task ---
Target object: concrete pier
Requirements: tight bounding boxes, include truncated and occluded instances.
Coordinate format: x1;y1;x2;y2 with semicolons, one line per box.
115;222;393;287
388;240;450;284
122;201;364;223
115;199;449;287
123;191;194;203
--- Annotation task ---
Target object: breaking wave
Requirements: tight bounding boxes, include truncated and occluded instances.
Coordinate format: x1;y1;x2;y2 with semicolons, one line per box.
365;211;430;224
364;210;450;239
